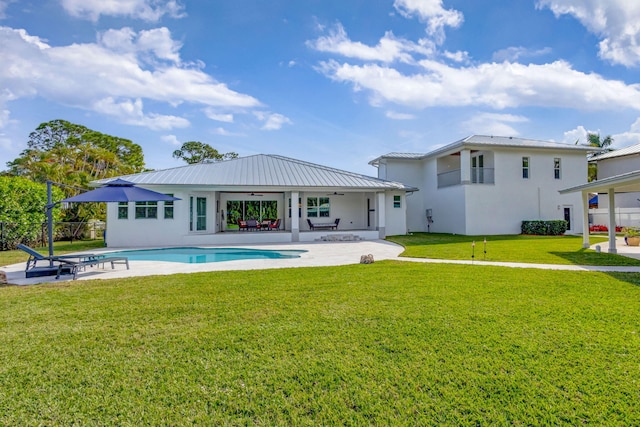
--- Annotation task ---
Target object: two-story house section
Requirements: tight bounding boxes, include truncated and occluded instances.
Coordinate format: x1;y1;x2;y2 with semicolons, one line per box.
369;135;594;235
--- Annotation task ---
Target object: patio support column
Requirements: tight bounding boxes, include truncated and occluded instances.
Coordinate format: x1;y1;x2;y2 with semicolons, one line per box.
607;189;617;254
377;192;386;238
581;191;590;248
291;191;299;242
460;149;471;185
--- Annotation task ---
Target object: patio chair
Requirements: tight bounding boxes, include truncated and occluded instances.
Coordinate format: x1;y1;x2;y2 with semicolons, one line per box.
268;219;281;231
238;220;248;231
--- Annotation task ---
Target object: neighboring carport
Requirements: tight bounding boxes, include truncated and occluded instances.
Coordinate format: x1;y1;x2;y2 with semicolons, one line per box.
560;170;640;253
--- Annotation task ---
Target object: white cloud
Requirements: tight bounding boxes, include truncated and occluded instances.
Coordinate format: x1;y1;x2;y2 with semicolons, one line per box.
60;0;185;22
613;118;640;147
99;27;182;63
317;59;640;111
254;112;292;130
463;112;528;136
443;50;470;63
212;127;242;136
393;0;463;43
536;0;640;67
308;23;433;63
386;110;416;120
0;26;262;130
161;134;181;146
92;97;190;130
561;125;591;145
492;46;552;62
204;108;234;123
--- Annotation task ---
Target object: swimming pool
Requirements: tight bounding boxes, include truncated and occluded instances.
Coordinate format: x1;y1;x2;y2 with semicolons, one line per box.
105;247;307;264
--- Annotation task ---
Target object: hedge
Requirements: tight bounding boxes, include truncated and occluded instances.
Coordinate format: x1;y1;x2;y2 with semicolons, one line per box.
521;220;568;236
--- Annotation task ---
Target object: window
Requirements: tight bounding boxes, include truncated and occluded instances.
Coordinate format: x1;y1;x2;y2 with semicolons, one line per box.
135;201;157;219
554;158;561;179
189;197;194;231
288;198;301;218
164;194;174;219
118;202;128;219
307;197;330;218
393;195;401;208
196;197;207;231
522;157;529;179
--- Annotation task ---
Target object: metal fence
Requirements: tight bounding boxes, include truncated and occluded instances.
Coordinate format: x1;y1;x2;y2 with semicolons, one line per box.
0;221;106;251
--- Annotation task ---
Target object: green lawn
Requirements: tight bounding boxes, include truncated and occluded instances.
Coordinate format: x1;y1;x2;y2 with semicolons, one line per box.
2;263;640;424
0;240;106;267
386;233;640;266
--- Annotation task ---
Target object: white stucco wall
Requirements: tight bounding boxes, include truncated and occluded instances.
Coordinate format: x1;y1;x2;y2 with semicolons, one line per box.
384;191;408;236
105;186;405;247
598;155;640;179
373;160;424;233
106;188;198;247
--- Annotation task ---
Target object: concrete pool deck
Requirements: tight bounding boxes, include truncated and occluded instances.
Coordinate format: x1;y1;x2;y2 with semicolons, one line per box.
2;240;405;285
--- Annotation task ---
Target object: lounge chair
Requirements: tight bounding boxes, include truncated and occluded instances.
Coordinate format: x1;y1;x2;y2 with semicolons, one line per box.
55;256;130;280
16;244;129;280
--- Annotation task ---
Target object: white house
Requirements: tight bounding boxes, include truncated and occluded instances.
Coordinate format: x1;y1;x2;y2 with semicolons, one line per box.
98;154;417;247
369;135;594;235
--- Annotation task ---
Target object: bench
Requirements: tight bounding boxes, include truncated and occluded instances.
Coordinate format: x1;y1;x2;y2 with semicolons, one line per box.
307;218;340;230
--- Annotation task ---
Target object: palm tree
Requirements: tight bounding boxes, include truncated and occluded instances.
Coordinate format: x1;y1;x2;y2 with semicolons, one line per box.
586;133;613;181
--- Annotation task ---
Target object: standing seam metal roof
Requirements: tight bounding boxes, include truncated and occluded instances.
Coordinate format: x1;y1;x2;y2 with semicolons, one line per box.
94;154;416;190
590;143;640;161
369;135;595;165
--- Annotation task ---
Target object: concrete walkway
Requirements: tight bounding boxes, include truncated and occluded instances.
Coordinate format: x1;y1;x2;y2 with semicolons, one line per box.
4;238;640;286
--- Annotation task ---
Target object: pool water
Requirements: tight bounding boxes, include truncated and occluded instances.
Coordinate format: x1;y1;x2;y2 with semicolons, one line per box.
106;247;307;264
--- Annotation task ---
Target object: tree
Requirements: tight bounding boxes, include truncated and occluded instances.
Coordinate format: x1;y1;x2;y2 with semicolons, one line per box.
4;119;146;222
585;132;614;182
0;176;63;249
172;141;238;164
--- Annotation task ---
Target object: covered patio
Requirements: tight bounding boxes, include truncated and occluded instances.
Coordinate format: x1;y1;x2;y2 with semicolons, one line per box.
560;170;640;253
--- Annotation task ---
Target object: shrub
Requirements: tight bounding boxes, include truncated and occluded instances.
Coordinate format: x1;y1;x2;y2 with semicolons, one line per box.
521;220;568;236
0;177;63;250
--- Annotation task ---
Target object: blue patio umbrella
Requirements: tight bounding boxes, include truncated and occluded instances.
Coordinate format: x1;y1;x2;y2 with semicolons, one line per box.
46;179;180;261
60;178;180;203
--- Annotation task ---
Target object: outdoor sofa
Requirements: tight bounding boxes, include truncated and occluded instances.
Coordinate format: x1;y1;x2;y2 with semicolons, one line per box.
307;218;340;230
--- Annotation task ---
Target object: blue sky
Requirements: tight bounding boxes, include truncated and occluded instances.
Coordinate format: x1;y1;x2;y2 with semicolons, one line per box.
1;0;640;175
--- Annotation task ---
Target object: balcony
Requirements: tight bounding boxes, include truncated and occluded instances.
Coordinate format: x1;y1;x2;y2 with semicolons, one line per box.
437;168;495;188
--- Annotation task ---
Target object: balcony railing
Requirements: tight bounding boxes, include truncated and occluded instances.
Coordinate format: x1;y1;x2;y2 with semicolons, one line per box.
437;169;461;188
437;168;495;188
471;167;495;184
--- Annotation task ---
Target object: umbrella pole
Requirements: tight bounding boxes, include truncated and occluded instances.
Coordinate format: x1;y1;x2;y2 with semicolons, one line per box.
47;181;54;266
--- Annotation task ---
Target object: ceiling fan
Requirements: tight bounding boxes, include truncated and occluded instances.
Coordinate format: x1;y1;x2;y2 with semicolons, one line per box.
249;192;263;196
327;191;345;196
